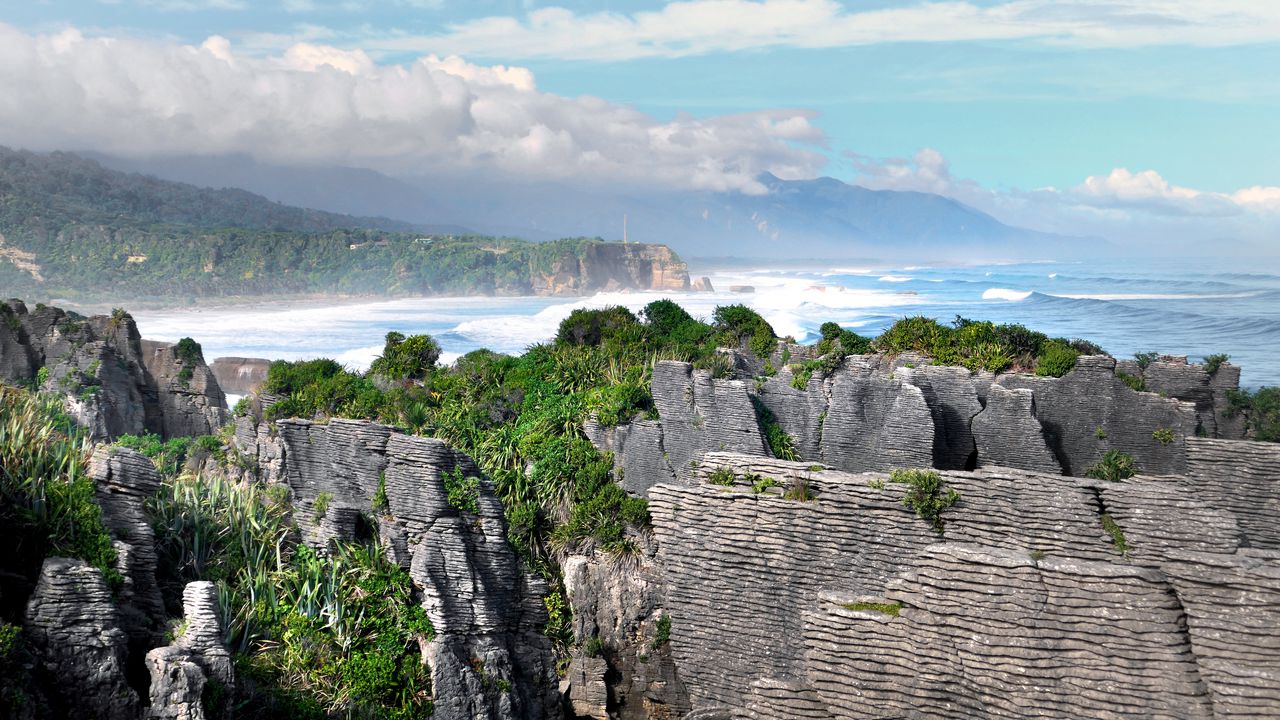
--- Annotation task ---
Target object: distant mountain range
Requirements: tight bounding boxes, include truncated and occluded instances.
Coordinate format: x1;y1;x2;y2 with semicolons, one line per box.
92;153;1094;261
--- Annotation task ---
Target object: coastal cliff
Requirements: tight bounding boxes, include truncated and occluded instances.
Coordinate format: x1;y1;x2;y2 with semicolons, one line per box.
0;300;226;439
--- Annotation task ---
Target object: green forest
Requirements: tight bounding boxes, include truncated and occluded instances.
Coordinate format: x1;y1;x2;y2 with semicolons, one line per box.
0;146;641;302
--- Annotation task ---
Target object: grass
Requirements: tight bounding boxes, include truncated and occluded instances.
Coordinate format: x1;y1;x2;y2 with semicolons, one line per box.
1085;450;1137;481
841;601;902;616
708;467;737;486
0;386;121;588
1101;513;1130;556
890;468;960;533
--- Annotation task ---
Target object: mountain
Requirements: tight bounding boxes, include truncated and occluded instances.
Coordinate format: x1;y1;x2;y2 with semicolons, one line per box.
92;154;1091;261
0;147;687;303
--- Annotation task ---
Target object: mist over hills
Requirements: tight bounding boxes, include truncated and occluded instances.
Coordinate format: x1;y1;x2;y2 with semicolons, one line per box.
93;152;1091;261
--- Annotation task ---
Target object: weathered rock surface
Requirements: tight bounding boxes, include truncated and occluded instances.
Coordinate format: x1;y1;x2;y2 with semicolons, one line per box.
647;361;768;482
807;544;1215;719
141;340;228;438
23;557;140;719
90;446;166;645
0;300;228;440
970;384;1062;473
1179;437;1280;549
240;417;560;720
999;355;1194;476
530;243;690;296
645;450;1280;719
208;356;271;396
562;548;689;720
1116;357;1246;440
145;581;235;720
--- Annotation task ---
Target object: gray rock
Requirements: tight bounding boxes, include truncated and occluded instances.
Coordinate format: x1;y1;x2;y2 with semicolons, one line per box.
898;365;982;470
23;557;140;719
145;581;235;720
141;340;229;439
999;355;1195;476
818;358;934;472
971;384;1062;474
263;417;560;720
90;446;166;644
650;361;768;482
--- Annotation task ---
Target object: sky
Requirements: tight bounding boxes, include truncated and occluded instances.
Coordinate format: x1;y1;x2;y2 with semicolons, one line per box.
1;0;1278;246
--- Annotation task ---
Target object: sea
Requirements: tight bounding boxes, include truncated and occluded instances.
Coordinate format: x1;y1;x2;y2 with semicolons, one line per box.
132;257;1280;389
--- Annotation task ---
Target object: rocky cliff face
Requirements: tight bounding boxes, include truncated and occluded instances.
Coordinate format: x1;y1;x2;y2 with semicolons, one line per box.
593;354;1230;492
530;243;690;296
642;446;1280;718
208;357;270;396
0;300;227;440
231;416;561;720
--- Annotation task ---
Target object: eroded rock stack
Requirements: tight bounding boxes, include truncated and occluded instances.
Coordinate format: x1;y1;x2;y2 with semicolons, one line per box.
232;416;560;720
0;300;227;440
594;355;1226;494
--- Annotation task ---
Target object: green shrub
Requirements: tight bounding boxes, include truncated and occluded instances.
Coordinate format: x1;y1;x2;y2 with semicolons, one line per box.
1085;450;1137;481
443;468;480;514
783;476;816;502
712;304;777;357
1226;387;1280;442
1101;513;1129;555
708;467;736;486
0;387;121;588
818;322;872;356
372;472;389;513
890;468;959;533
313;491;333;520
1134;351;1160;369
174;337;203;385
556;306;639;347
1152;427;1175;445
652;614;671;649
752;397;798;461
369;331;441;382
115;433;194;477
840;601;901;616
1203;354;1229;375
1117;372;1146;392
1035;341;1079;377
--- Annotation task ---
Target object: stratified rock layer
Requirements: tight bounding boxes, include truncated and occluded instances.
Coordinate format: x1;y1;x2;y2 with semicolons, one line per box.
237;417;560;720
0;300;227;439
23;557;139;720
645;449;1280;719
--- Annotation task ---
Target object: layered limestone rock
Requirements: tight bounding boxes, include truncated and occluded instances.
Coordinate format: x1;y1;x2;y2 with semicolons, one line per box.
998;355;1194;476
561;547;689;720
208;357;271;396
970;384;1062;473
807;544;1215;719
530;243;690;296
90;446;166;646
646;450;1280;718
0;300;228;440
1179;437;1280;548
240;417;560;720
1116;357;1246;439
141;340;228;438
145;581;235;720
648;361;768;482
22;557;140;719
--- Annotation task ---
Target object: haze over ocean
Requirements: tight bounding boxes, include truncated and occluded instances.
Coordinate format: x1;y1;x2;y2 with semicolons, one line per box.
134;256;1280;389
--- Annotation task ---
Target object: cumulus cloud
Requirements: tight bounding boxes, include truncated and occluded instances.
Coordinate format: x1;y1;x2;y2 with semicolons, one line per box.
356;0;1280;61
0;23;824;193
848;148;1280;249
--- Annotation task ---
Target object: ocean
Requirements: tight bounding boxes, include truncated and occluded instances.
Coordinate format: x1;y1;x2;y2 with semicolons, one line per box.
132;257;1280;389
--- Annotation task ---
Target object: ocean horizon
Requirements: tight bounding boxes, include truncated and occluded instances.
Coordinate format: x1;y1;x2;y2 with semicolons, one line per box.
132;256;1280;389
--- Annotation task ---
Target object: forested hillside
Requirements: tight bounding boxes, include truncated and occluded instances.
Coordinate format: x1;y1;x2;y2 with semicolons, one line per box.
0;147;685;302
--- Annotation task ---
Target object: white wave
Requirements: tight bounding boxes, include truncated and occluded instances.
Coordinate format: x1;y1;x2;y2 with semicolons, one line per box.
1051;292;1261;301
1048;273;1058;279
982;288;1033;301
878;275;913;283
335;344;384;372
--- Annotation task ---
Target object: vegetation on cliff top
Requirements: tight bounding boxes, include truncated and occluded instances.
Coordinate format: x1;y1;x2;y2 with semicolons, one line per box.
0;143;685;301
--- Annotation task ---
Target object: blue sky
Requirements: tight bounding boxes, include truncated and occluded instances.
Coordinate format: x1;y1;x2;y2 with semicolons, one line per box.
1;1;1278;243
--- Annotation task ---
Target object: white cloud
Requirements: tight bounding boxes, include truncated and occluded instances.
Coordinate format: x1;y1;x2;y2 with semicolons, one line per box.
849;148;1280;247
0;23;825;193
349;0;1280;61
